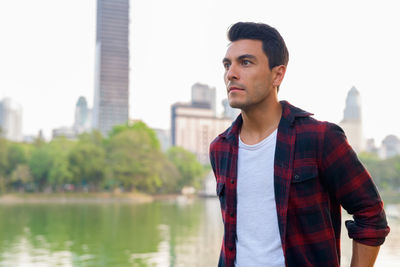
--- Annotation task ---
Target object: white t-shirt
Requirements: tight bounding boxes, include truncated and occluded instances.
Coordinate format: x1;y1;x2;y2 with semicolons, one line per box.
235;129;285;267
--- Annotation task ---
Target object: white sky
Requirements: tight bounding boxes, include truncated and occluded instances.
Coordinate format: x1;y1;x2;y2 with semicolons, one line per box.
0;0;399;144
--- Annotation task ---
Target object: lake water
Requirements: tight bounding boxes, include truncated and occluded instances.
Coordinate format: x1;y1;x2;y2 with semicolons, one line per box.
0;198;398;266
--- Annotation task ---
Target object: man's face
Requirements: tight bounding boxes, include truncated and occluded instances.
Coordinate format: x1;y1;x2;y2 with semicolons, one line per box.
223;39;276;110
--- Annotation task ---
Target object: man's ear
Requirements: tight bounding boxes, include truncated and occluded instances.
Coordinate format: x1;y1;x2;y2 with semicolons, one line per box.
272;65;287;87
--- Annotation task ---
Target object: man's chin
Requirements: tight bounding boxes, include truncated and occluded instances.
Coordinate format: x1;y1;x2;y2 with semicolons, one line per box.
228;101;244;109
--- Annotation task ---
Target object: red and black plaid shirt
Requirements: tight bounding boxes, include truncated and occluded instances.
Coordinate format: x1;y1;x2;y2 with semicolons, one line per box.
209;101;389;267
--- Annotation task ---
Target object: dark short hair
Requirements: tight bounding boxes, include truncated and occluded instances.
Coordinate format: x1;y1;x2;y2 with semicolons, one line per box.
227;22;289;70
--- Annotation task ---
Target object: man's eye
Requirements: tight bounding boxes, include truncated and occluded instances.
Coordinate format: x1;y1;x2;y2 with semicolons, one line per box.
242;60;251;66
223;63;230;69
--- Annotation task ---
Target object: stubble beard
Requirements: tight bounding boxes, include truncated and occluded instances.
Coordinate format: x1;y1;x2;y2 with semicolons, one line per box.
228;92;269;112
228;95;247;110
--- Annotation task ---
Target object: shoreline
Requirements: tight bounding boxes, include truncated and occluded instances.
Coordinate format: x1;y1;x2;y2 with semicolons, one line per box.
0;192;185;204
1;191;396;206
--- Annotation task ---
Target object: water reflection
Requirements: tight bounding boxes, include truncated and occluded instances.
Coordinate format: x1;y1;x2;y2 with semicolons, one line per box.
0;199;397;266
129;224;171;266
1;236;74;266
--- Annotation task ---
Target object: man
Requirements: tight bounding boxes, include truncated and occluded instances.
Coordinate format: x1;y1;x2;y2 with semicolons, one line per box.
209;22;389;267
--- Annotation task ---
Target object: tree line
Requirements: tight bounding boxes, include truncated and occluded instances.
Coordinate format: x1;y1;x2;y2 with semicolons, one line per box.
0;122;206;194
1;122;398;195
358;152;400;191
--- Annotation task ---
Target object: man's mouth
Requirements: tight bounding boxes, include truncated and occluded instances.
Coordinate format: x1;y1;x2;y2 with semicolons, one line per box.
228;87;244;92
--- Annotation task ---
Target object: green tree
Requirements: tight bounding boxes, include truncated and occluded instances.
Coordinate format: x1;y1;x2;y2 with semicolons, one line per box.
167;147;205;190
29;145;52;191
6;143;28;175
157;155;181;193
109;122;160;150
47;138;74;190
29;137;74;191
10;164;33;192
359;153;400;190
106;122;178;193
384;156;400;189
69;132;107;191
107;129;158;192
0;137;8;177
77;130;104;146
0;137;8;193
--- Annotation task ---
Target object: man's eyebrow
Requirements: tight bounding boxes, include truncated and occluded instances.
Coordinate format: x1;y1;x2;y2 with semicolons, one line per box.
238;54;256;60
222;57;231;63
222;54;257;63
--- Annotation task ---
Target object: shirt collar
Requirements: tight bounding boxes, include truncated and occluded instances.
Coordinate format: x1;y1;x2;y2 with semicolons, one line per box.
219;100;313;141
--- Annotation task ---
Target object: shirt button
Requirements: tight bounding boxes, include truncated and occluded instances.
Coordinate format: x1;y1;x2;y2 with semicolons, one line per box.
230;212;234;217
230;179;234;184
229;246;233;251
294;174;300;180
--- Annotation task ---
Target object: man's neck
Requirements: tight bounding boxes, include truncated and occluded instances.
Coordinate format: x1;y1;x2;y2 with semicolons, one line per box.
240;99;282;145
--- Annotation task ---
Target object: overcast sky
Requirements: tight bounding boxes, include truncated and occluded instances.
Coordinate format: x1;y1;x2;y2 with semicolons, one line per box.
0;0;399;144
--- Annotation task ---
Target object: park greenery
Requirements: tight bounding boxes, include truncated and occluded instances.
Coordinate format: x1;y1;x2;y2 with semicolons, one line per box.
0;122;206;194
0;123;399;195
358;152;400;191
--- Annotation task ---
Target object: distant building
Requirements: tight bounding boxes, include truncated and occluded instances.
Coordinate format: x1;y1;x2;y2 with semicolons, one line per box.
379;135;400;159
153;128;171;152
171;103;231;164
74;96;92;135
0;98;23;142
338;86;365;153
52;126;76;139
23;135;36;143
365;138;379;155
38;129;45;141
191;83;216;116
93;0;130;136
222;98;241;121
171;83;232;164
52;96;93;140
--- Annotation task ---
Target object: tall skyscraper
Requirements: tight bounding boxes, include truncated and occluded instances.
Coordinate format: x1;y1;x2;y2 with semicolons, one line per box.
339;86;365;153
74;96;92;135
342;86;362;123
93;0;130;136
0;98;23;142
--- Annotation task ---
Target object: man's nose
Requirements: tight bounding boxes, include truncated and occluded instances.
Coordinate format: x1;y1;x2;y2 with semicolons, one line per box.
226;64;239;81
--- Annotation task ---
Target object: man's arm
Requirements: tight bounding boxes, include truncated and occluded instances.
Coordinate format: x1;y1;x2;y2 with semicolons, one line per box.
320;122;389;260
350;241;380;267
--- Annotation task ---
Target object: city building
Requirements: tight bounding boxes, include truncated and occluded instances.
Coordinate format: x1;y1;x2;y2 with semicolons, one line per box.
379;135;400;159
74;96;92;135
365;138;379;155
52;127;76;139
191;83;216;116
153;128;171;152
52;96;92;140
23;135;36;143
338;86;365;153
171;84;232;164
93;0;130;136
0;98;23;142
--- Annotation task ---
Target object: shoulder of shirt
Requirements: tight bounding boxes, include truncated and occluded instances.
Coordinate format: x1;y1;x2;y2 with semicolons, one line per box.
210;101;346;150
295;115;345;134
210;122;233;149
285;101;343;134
